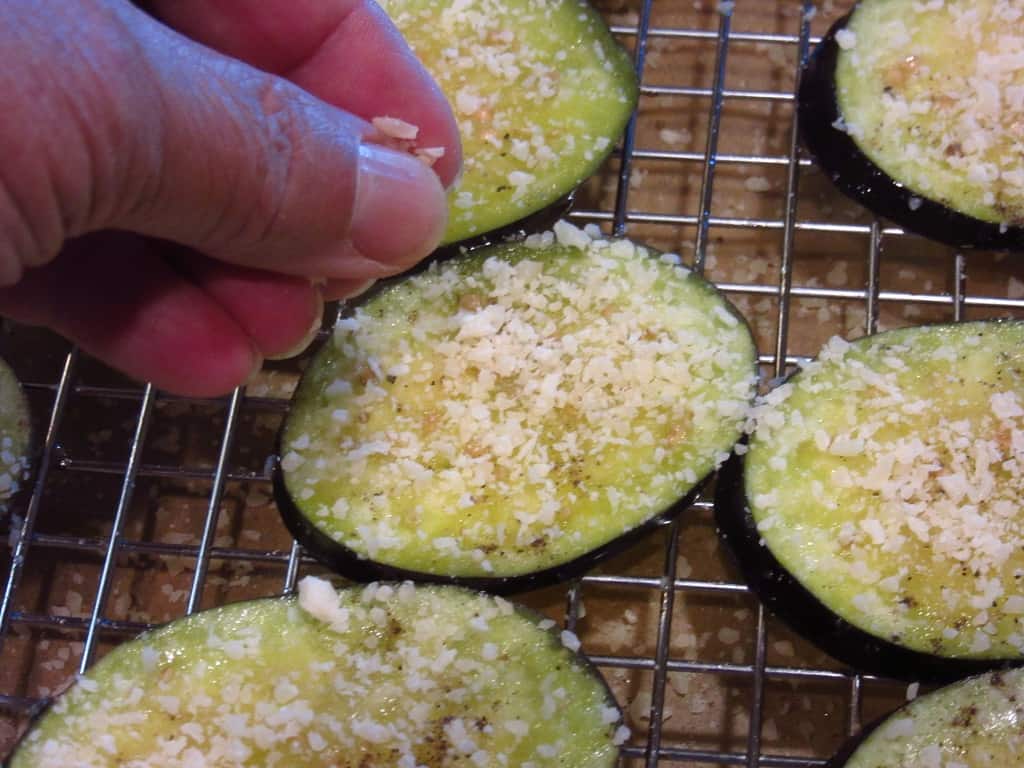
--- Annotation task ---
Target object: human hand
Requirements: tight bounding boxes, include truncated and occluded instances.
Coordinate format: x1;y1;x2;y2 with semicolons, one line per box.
0;0;461;395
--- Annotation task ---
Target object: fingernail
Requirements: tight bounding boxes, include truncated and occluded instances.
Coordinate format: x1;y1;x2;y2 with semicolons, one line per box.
321;277;379;302
351;142;448;270
344;279;377;299
266;286;325;361
245;347;265;386
447;164;464;192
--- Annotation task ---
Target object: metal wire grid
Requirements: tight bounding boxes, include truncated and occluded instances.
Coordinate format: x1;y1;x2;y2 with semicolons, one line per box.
1;0;1022;765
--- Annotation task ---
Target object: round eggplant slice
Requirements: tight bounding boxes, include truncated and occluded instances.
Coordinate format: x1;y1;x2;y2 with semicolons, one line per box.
828;667;1024;768
379;0;638;247
9;577;626;767
277;223;757;592
0;355;32;517
716;321;1024;682
798;0;1024;250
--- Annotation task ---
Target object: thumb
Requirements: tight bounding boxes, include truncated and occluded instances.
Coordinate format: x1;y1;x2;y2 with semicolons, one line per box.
0;0;449;284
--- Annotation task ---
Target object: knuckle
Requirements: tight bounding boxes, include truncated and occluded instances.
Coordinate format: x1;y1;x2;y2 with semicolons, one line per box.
250;79;303;241
0;168;61;285
1;0;166;241
194;75;308;257
0;0;151;277
62;4;161;227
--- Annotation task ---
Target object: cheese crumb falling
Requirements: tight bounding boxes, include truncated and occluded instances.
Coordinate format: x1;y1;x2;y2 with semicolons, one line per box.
414;146;446;166
371;116;420;141
282;225;756;578
560;630;581;652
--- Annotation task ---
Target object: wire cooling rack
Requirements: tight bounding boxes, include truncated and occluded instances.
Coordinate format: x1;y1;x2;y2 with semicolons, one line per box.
4;0;1024;765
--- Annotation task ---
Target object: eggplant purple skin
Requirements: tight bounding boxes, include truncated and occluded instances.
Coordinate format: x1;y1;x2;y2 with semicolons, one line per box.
0;697;46;768
798;8;1024;251
439;191;576;255
822;716;882;768
713;449;1023;684
2;590;625;767
274;441;707;596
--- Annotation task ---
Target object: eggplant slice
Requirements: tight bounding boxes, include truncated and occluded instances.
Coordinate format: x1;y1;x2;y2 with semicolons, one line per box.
277;223;757;593
827;667;1024;768
0;355;32;517
717;321;1024;682
379;0;637;246
9;577;626;767
798;0;1024;250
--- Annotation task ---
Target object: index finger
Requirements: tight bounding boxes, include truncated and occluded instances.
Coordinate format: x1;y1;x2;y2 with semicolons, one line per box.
148;0;462;186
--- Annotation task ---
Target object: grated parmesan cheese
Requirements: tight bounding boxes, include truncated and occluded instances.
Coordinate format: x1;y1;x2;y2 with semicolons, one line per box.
835;28;858;49
17;580;623;767
839;669;1024;768
282;227;756;579
746;322;1024;659
835;0;1024;227
371;116;420;141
